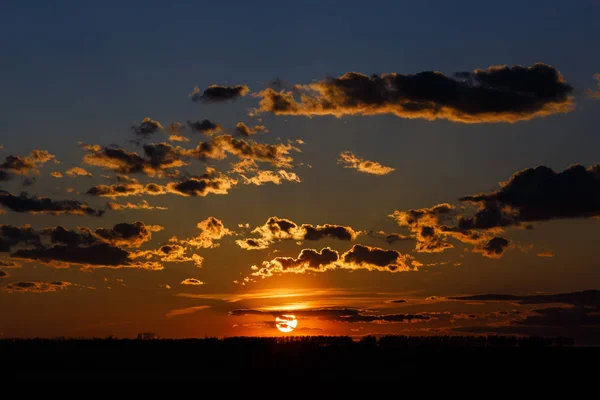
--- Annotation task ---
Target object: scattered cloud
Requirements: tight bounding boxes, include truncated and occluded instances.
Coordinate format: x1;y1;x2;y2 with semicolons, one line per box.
190;84;249;103
131;117;163;137
248;244;416;279
187;119;222;135
253;63;574;123
165;168;237;197
171;217;232;249
338;151;394;175
0;281;73;293
0;150;57;175
235;122;267;136
238;217;360;250
0;190;104;216
181;278;205;286
107;200;168;211
50;171;63;178
459;164;600;229
66;167;92;177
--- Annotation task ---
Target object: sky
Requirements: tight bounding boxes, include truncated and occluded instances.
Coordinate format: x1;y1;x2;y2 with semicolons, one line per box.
1;0;600;342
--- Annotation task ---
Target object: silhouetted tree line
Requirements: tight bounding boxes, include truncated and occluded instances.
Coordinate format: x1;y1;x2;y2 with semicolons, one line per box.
1;335;594;380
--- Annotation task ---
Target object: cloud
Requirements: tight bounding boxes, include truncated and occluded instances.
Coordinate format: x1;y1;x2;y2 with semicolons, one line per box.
389;203;511;258
0;190;104;216
240;170;301;186
368;230;413;244
50;171;63;178
107;200;168;211
190;84;249;103
340;244;416;272
165;305;210;318
471;236;510;259
235;238;271;250
338;151;394;175
131;117;163;136
0;269;7;278
12;242;161;270
235;122;267;136
246;217;360;246
248;244;416;279
82;143;186;177
181;278;205;286
0;150;57;175
187;119;222;135
171;217;232;249
87;181;168;198
182;135;297;168
450;289;600;308
132;244;203;267
459;164;600;229
586;74;600;99
5;223;168;269
253;63;574;123
0;281;73;293
21;177;36;187
169;135;189;143
93;221;163;248
229;307;431;323
537;251;555;258
0;259;21;268
66;167;92;177
165;168;237;197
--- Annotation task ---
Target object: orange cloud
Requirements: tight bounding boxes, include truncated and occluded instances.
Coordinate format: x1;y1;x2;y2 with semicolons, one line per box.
253;63;573;123
181;278;205;286
338;151;394;175
65;167;92;177
165;305;210;318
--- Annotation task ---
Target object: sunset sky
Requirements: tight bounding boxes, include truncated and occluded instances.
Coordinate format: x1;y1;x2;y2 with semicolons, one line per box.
1;1;600;343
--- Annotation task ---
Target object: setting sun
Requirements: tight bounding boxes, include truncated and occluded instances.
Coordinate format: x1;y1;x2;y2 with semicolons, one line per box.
275;315;298;333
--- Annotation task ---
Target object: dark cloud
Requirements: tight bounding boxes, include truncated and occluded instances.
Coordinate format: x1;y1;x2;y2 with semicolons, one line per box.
368;231;413;244
0;224;42;252
131;117;163;137
229;307;431;323
235;122;267;137
450;289;600;308
165;168;237;197
0;150;57;175
0;190;104;216
390;203;512;258
238;217;360;250
82;143;185;177
86;182;167;198
253;63;574;123
12;242;160;270
248;244;416;279
94;221;163;248
187;119;222;135
190;84;249;103
0;280;73;293
341;244;416;272
459;164;600;229
183;135;297;168
472;236;510;259
0;269;7;277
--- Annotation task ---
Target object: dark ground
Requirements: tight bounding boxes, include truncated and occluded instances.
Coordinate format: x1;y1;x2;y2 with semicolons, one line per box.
2;335;598;380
